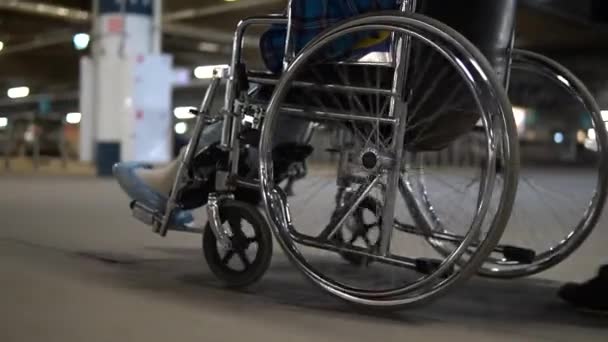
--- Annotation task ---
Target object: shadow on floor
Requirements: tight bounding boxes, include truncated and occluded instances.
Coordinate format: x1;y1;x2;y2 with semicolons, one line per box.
75;247;608;331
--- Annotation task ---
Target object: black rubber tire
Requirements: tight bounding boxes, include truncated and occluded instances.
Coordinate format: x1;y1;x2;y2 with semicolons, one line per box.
203;200;273;288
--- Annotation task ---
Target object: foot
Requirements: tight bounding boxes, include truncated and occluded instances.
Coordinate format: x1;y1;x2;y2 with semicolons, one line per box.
558;265;608;313
113;161;194;227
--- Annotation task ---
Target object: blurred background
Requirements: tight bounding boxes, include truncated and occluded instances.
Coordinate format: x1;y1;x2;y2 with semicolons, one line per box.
1;1;607;341
0;0;606;171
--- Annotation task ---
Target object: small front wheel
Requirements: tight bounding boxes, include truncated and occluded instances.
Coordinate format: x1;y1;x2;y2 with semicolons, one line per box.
332;196;383;266
203;200;273;288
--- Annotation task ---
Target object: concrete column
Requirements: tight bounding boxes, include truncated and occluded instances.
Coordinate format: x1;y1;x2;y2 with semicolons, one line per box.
92;0;171;176
79;57;95;163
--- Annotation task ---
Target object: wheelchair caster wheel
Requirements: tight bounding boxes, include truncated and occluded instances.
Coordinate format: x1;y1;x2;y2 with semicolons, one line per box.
203;200;273;288
332;197;382;266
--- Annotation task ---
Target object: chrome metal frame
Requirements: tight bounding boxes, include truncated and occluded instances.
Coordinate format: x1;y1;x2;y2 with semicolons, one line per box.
481;49;608;277
258;13;518;307
156;71;223;236
399;49;608;279
207;193;234;248
377;0;416;256
144;0;603;307
154;15;290;240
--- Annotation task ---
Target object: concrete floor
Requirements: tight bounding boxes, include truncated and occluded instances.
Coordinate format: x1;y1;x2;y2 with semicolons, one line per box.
1;175;607;342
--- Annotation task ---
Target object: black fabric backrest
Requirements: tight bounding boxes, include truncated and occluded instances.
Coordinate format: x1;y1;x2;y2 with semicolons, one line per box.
264;1;519;152
419;0;517;84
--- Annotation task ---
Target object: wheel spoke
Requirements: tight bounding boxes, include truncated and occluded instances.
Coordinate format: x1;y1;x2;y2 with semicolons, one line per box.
237;250;251;267
347;233;360;245
221;250;235;265
228;216;245;239
361;234;373;247
228;216;242;230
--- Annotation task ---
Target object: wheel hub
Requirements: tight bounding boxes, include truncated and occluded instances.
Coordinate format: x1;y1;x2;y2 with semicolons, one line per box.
230;234;249;251
361;150;378;170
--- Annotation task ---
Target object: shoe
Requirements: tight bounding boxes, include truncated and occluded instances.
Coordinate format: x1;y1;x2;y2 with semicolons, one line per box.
113;161;194;227
558;265;608;313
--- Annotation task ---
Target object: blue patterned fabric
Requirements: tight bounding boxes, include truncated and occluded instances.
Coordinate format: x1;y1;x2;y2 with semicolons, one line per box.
260;0;399;73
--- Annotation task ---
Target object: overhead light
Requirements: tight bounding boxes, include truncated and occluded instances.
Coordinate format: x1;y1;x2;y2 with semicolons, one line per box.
198;42;221;53
174;122;188;135
601;110;608;122
194;66;215;79
7;86;30;99
553;132;564;144
577;130;586;144
66;112;82;124
0;117;7;128
0;41;4;52
172;68;191;86
194;64;228;79
173;106;196;120
24;130;34;143
73;33;90;50
512;106;526;128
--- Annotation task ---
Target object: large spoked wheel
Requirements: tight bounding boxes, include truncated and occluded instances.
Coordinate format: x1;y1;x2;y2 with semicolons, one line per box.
259;12;519;309
405;50;608;279
203;200;273;288
482;50;608;277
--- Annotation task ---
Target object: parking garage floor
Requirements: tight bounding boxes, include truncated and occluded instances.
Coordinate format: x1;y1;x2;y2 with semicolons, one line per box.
1;175;607;342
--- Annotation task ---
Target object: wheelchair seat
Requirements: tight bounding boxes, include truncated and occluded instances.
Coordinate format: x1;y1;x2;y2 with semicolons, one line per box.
248;0;516;151
420;0;517;85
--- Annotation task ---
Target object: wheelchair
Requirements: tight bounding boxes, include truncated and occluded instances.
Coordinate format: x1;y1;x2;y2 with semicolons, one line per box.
129;0;608;309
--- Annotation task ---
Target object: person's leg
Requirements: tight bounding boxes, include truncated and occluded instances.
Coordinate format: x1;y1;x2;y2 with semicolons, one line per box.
558;265;608;312
129;121;223;193
113;121;224;225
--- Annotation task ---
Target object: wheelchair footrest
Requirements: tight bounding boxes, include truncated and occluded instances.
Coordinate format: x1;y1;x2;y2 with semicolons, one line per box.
415;258;454;278
501;246;536;264
130;201;203;235
131;201;159;227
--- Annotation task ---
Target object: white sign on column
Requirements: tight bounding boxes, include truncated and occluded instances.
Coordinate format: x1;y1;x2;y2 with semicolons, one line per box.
124;54;173;164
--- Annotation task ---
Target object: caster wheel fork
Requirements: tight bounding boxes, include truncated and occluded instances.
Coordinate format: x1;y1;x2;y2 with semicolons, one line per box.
203;200;273;288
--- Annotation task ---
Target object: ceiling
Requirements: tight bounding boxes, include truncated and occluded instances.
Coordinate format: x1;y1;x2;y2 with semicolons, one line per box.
0;0;608;106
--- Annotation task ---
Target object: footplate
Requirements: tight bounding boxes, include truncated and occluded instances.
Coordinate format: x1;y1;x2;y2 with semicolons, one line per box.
130;201;202;234
131;201;158;227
